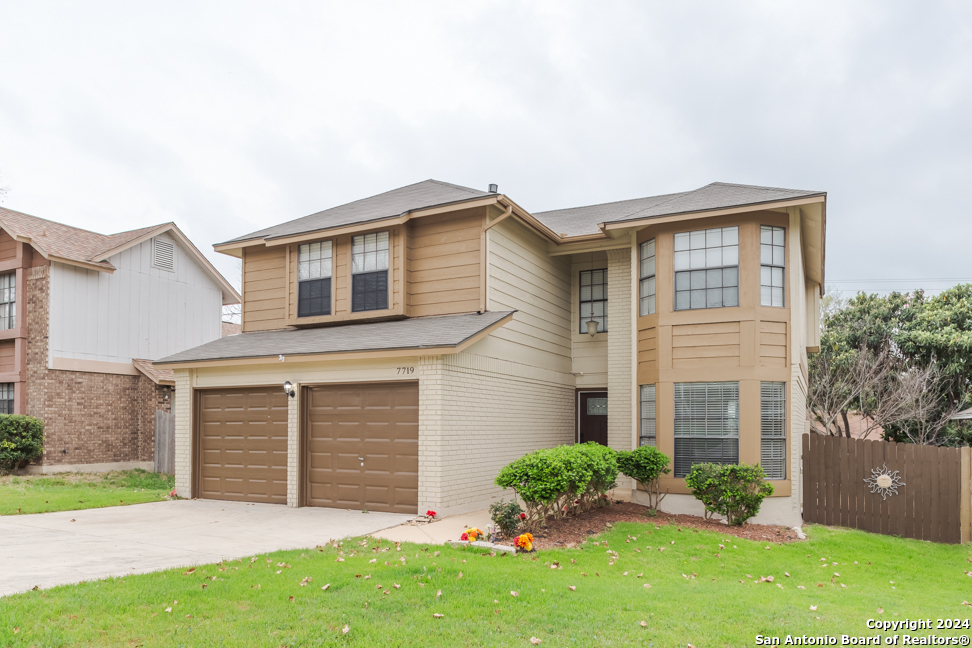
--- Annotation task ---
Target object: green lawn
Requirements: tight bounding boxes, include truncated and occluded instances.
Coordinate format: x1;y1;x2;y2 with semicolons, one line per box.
0;469;175;515
2;521;971;647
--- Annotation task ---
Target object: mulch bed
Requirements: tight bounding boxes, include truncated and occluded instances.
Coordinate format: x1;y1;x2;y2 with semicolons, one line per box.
505;501;802;550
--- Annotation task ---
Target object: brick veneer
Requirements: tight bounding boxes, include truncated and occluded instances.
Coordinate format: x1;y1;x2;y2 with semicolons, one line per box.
26;266;171;466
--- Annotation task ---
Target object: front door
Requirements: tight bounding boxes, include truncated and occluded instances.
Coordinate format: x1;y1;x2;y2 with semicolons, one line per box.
578;391;608;445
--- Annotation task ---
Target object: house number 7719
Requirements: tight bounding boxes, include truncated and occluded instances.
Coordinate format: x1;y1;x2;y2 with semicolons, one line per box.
397;367;415;375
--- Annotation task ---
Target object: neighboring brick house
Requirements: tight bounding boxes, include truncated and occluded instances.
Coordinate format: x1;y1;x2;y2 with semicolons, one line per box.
0;206;240;472
159;179;825;526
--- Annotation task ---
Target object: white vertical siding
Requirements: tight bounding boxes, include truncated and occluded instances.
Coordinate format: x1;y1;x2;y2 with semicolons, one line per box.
49;232;223;364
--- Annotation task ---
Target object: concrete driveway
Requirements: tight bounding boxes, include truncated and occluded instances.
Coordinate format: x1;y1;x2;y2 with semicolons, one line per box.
0;500;412;597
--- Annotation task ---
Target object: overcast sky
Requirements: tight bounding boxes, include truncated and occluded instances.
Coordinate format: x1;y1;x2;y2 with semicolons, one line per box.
1;1;970;298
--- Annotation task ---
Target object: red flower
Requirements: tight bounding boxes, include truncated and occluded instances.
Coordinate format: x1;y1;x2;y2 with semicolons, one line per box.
426;510;437;518
519;513;526;519
460;532;469;541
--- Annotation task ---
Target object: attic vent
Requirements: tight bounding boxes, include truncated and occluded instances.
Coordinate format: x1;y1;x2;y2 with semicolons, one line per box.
152;238;175;272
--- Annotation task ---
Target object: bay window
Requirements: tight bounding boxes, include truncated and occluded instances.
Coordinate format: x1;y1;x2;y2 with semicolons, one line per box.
673;227;739;310
673;381;739;477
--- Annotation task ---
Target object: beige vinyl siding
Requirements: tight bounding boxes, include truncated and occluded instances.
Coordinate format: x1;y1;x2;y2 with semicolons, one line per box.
758;320;787;367
485;217;571;373
570;253;608;388
671;321;741;369
637;327;658;383
406;208;483;317
0;230;16;261
0;339;14;373
243;245;287;332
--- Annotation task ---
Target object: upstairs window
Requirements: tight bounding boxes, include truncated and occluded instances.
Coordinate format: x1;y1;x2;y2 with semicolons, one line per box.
351;231;389;312
673;381;739;477
760;226;785;307
298;241;332;317
0;273;14;330
639;239;656;316
674;226;739;311
579;269;608;334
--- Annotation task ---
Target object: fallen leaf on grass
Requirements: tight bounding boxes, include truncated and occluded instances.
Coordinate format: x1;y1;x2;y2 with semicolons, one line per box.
797;585;806;589
640;621;647;628
184;568;195;575
321;584;330;591
643;583;652;589
165;607;172;613
809;605;817;611
530;638;542;645
511;591;519;597
877;608;884;614
13;628;18;634
436;589;442;598
568;586;576;591
458;572;463;579
201;583;207;589
433;613;445;619
342;625;350;634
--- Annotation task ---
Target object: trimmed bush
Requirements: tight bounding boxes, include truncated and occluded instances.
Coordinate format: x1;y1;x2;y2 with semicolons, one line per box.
495;442;619;530
617;446;671;510
488;499;524;539
0;415;44;470
685;462;774;525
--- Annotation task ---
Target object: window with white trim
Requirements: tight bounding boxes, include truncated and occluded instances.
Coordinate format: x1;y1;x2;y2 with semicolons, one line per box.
760;226;785;307
298;241;332;317
673;381;739;477
0;273;15;330
0;383;13;414
760;382;786;479
639;385;656;447
351;231;390;312
579;269;608;333
639;239;656;316
674;227;739;310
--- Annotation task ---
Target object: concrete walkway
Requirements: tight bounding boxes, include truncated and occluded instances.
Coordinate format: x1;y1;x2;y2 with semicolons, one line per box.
0;499;411;597
372;509;493;544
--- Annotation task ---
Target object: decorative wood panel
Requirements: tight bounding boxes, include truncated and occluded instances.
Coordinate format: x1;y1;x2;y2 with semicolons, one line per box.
0;229;16;261
242;244;287;332
406;208;483;317
759;320;787;367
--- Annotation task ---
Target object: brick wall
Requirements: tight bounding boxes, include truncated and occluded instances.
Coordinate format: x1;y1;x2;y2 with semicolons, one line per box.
606;248;634;452
419;351;575;514
26;265;169;466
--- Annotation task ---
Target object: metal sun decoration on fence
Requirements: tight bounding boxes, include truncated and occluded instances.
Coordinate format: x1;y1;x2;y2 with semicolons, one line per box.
863;464;905;500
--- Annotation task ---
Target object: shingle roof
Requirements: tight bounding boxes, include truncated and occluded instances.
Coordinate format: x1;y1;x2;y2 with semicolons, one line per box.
222;179;490;245
534;182;825;237
155;311;515;365
133;358;175;386
0;206;162;270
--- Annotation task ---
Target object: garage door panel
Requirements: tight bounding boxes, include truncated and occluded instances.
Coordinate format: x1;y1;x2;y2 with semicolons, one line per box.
304;382;418;514
196;387;289;504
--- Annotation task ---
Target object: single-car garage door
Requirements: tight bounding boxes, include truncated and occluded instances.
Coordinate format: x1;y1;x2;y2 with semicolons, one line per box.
195;387;289;504
303;382;418;514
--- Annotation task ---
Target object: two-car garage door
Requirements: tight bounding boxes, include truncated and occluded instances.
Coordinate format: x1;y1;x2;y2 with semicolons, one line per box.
195;382;418;514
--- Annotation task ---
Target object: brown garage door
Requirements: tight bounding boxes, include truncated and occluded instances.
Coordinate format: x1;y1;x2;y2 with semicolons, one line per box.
195;387;289;504
303;382;418;514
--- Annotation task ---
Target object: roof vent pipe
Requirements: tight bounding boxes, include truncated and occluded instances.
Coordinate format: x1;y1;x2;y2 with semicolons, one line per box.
488;184;498;193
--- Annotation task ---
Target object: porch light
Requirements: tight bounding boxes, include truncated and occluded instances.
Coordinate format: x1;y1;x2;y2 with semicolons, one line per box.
586;318;600;337
283;381;296;398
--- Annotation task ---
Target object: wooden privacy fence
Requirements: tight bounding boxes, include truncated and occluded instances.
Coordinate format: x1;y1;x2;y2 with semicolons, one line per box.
154;410;175;475
802;433;971;544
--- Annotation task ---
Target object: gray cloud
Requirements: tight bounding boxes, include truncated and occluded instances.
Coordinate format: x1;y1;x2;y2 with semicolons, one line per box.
0;1;969;295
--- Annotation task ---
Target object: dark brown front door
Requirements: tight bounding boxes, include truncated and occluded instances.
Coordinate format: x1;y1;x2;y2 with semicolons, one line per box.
579;391;608;445
303;382;419;514
195;387;289;504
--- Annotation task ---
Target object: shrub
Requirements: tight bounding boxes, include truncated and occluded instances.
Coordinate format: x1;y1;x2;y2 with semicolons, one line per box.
685;462;774;525
488;499;524;539
0;415;44;471
495;443;619;530
617;446;671;510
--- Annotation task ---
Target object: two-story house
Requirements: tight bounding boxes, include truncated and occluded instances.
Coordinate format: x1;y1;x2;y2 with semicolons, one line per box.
0;206;240;472
158;179;825;526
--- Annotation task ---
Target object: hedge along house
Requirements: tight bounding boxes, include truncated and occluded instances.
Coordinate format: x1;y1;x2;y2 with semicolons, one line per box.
0;206;240;473
158;179;825;526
